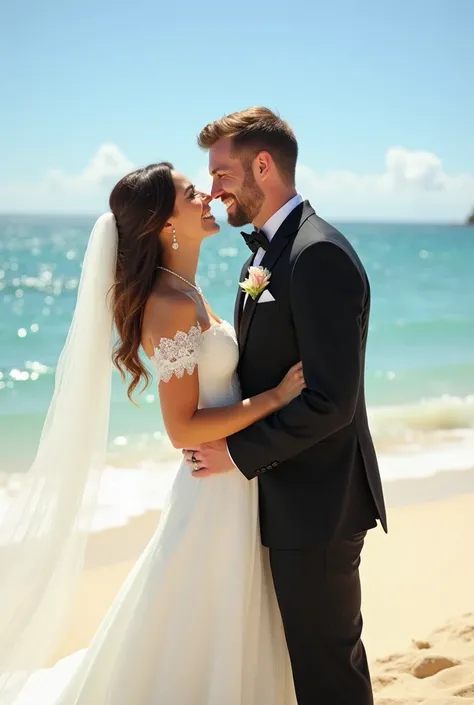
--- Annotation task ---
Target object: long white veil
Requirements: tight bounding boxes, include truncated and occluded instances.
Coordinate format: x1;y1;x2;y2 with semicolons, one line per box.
0;214;118;702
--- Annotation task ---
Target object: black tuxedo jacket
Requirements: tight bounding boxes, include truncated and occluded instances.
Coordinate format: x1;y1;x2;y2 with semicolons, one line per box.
227;201;387;548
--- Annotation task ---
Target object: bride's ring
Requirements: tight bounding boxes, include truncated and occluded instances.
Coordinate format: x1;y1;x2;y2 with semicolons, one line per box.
191;455;198;472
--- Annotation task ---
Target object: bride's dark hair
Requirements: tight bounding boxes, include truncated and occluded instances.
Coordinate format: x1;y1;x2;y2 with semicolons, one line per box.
109;162;175;400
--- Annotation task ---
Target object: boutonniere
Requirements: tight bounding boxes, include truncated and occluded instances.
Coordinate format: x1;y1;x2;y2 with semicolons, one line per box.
239;266;271;300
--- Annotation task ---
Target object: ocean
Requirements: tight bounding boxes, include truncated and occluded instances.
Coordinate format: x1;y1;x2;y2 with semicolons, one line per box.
1;215;473;528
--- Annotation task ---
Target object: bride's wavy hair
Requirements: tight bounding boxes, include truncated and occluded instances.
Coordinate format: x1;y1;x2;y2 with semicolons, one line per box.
109;162;176;401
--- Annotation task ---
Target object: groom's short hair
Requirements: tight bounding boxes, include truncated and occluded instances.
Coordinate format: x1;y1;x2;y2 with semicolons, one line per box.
198;107;298;186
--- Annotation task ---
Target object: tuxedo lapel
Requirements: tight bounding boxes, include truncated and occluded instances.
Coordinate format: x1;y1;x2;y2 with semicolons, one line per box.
234;253;254;338
238;201;315;357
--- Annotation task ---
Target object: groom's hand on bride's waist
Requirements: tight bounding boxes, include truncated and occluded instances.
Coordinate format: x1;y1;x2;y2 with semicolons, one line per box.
183;439;237;478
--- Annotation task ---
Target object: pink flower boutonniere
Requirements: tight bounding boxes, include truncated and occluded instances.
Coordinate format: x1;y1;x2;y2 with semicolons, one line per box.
239;266;271;300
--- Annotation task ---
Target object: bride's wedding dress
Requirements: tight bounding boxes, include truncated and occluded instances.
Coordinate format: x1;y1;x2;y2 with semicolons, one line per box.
15;320;296;705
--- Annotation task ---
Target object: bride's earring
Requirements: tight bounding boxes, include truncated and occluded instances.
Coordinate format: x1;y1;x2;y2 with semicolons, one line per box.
172;227;179;250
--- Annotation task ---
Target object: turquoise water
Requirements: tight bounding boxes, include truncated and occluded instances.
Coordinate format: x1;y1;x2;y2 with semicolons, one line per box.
1;215;473;480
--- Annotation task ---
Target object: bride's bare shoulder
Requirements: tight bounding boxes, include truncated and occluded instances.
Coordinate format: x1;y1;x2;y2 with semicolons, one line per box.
141;289;199;358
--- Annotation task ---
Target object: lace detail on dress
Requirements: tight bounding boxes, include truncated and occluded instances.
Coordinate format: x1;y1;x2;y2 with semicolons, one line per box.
151;323;203;383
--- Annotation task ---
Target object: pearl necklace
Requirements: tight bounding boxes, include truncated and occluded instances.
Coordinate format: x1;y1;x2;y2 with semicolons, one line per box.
157;266;202;295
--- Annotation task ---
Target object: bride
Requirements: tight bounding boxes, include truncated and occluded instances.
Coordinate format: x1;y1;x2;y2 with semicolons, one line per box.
1;162;301;704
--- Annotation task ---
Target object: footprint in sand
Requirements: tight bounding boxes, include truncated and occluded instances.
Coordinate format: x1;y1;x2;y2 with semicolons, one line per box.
453;683;474;697
373;615;474;703
411;655;460;679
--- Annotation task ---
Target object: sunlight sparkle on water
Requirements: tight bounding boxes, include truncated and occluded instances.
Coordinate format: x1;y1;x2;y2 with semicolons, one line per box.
113;436;128;446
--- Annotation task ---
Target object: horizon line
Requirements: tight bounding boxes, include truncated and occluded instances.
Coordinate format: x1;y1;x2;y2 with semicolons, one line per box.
0;212;470;227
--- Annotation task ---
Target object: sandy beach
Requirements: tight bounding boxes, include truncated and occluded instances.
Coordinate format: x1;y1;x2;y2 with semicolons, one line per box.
51;467;474;703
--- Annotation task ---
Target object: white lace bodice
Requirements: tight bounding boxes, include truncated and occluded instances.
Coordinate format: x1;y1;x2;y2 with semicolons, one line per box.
150;320;241;409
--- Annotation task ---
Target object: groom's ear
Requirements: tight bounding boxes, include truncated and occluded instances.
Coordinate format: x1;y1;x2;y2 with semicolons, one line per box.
255;151;272;181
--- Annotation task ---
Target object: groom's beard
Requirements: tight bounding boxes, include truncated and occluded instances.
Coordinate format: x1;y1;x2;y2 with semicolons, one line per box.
226;169;264;227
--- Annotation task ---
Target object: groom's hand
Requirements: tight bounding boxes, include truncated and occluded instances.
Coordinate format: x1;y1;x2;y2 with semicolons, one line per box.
183;439;237;478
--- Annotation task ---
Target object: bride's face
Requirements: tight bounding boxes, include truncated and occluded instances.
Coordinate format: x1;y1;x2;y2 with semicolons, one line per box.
170;172;220;241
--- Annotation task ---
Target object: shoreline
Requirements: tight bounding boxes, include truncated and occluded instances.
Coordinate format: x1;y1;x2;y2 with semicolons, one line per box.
2;393;473;479
381;464;474;507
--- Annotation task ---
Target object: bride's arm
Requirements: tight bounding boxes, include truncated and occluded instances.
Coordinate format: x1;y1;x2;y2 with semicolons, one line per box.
143;296;304;449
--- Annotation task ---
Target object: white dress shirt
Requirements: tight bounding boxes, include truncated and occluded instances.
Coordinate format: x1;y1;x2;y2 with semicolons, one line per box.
253;193;303;267
243;193;303;307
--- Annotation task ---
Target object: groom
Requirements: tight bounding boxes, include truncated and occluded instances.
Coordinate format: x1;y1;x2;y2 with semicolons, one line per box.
185;107;387;704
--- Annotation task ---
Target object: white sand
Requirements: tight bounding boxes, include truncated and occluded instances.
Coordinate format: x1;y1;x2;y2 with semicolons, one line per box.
51;469;474;702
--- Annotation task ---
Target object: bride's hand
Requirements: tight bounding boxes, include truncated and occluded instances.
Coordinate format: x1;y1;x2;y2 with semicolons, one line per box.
274;361;306;407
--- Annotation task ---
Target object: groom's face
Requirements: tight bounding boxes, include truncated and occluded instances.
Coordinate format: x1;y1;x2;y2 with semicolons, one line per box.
208;139;264;227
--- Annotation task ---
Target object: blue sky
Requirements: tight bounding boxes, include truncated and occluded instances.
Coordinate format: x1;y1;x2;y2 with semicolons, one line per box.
1;0;473;220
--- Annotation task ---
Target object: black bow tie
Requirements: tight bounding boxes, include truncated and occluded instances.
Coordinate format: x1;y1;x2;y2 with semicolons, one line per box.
241;229;269;254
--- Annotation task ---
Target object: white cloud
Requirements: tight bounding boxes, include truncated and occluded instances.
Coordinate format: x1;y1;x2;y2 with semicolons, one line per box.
45;143;134;194
296;147;474;221
1;144;134;214
384;147;445;191
1;144;473;221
